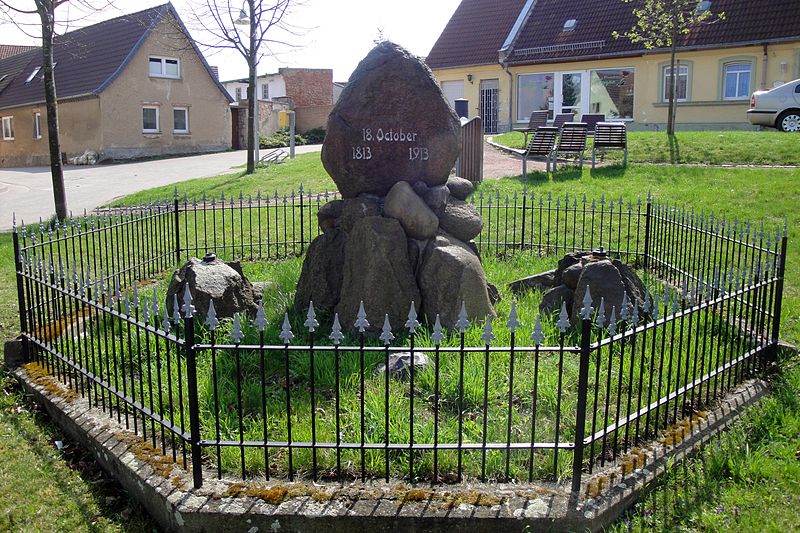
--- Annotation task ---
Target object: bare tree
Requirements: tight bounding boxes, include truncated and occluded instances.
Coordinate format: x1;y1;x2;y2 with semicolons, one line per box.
187;0;299;174
0;0;113;220
614;0;724;136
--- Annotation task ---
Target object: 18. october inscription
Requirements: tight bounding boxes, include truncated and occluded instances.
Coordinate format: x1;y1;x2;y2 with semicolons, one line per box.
351;127;429;161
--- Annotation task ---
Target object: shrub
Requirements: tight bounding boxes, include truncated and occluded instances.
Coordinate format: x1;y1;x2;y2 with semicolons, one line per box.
260;128;307;149
302;127;326;144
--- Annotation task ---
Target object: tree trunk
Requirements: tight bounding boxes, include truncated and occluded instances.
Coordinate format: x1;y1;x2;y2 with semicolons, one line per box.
667;42;677;136
244;0;257;174
39;4;67;220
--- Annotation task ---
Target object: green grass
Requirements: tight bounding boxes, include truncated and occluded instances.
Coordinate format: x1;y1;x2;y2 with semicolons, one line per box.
607;355;800;532
492;130;800;166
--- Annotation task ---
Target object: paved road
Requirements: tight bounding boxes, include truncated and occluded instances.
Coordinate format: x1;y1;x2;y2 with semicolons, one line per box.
0;146;322;231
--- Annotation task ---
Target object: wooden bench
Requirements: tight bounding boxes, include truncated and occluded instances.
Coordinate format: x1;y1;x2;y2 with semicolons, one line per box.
591;122;627;168
553;122;588;171
514;110;549;145
552;112;575;130
521;126;558;175
580;113;605;134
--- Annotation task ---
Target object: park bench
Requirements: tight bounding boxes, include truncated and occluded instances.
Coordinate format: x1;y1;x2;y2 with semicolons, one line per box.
552;112;575;130
580;113;605;134
520;126;559;175
553;122;588;172
591;122;628;168
515;110;549;145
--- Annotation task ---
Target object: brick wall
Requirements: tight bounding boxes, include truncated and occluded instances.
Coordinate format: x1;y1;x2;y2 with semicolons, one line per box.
279;68;333;107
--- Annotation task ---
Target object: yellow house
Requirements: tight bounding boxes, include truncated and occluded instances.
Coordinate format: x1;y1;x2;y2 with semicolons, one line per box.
0;4;233;167
426;0;800;132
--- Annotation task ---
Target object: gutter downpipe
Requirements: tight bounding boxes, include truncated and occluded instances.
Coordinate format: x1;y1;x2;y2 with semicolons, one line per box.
761;43;768;90
502;61;513;133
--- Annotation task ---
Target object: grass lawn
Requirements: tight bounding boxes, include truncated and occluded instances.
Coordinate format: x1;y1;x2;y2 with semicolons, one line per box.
1;133;799;530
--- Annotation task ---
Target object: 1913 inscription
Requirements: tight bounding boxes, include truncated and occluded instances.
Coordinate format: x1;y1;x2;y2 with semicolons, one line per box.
352;126;428;161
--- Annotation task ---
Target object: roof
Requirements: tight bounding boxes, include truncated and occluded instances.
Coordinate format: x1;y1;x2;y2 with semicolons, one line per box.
0;45;38;60
426;0;528;69
0;3;232;109
428;0;800;69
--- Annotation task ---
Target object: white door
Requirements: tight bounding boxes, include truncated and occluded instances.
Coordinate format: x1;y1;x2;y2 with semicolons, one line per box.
555;71;590;118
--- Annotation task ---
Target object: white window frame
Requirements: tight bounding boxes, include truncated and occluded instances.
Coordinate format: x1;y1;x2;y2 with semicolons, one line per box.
148;56;180;79
142;106;160;133
261;83;269;100
235;87;242;100
722;61;753;100
33;112;42;139
2;116;14;140
662;64;689;102
173;107;189;134
25;66;41;84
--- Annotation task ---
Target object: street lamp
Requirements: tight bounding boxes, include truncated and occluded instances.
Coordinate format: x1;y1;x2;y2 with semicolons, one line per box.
234;6;259;164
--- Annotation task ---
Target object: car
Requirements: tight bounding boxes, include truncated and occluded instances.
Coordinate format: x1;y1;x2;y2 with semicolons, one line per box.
747;78;800;132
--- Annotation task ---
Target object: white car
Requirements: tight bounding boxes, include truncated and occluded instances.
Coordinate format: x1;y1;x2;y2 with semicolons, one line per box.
747;79;800;132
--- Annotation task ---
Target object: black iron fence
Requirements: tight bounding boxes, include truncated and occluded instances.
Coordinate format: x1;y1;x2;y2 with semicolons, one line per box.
12;186;787;493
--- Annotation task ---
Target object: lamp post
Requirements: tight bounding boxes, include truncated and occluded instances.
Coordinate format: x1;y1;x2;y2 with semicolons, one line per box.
234;6;259;167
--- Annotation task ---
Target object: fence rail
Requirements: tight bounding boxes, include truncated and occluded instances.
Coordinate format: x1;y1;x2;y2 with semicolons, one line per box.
12;186;787;493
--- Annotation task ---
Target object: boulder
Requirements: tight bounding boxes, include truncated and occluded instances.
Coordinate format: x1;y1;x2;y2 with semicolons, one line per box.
383;181;439;239
446;176;474;201
555;251;593;285
438;198;483;243
418;232;495;328
509;269;557;294
411;181;429;197
321;42;460;198
540;284;574;318
562;263;584;290
374;352;430;380
317;199;343;233
335;217;421;332
572;260;626;324
165;256;260;319
422;185;450;215
340;196;381;233
294;229;347;311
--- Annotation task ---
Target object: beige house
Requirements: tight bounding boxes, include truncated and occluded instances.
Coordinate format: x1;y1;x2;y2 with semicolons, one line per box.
427;0;800;132
0;4;232;167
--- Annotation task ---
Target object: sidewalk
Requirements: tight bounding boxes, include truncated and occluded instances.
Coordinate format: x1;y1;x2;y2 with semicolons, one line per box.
0;146;321;231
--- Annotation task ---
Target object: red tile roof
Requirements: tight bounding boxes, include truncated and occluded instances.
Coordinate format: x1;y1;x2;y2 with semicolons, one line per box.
0;45;38;60
427;0;800;69
426;0;528;69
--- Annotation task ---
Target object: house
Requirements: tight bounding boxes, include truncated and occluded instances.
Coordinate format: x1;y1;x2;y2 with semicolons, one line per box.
426;0;800;132
0;3;233;167
221;68;333;143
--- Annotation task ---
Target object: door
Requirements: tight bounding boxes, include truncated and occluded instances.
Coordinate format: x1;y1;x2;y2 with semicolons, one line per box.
480;79;499;133
557;72;583;117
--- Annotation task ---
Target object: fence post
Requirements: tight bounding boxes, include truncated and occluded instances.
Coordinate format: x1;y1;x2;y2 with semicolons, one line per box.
173;193;181;264
299;184;305;255
571;311;593;494
642;195;653;269
770;230;788;354
183;305;203;488
12;224;30;362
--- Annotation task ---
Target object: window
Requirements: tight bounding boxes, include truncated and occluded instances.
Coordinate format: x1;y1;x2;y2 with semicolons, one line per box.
142;106;159;133
25;66;41;84
173;107;189;134
33;112;42;139
589;69;635;119
662;64;689;102
261;83;269;100
723;62;751;99
148;57;180;78
235;87;242;100
517;73;554;121
2;116;14;140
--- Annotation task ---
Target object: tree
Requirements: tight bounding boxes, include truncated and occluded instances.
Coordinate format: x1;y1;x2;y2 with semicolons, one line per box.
614;0;724;135
187;0;299;174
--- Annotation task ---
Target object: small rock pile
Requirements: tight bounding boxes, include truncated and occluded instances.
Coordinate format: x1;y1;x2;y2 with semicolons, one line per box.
295;42;496;331
510;249;647;324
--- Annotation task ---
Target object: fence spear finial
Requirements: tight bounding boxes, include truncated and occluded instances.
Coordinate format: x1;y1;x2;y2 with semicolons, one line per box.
580;286;594;320
253;301;268;331
305;302;319;332
507;301;520;333
204;301;219;330
557;302;570;333
330;313;344;345
231;313;244;344
455;301;469;333
431;315;445;345
181;285;195;318
481;315;495;345
354;301;369;333
531;315;545;345
380;314;395;346
405;302;420;333
596;298;606;329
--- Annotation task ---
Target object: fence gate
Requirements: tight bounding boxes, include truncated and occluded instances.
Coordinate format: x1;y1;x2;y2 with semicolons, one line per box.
479;79;499;134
